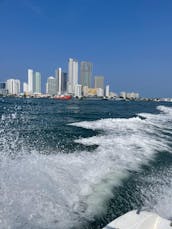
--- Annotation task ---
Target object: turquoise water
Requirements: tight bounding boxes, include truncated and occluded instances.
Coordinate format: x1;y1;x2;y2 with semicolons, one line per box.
0;98;172;228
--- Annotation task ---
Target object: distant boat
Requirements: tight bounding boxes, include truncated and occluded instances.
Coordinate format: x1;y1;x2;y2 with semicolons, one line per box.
54;95;72;100
102;210;172;229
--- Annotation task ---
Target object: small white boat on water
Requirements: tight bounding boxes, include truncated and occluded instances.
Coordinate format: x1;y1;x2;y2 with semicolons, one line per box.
103;210;172;229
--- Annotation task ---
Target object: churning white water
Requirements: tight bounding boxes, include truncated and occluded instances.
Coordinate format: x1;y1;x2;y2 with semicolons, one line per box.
0;105;172;228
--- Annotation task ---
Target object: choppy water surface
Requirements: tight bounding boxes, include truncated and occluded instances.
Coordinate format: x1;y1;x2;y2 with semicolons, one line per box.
0;98;172;229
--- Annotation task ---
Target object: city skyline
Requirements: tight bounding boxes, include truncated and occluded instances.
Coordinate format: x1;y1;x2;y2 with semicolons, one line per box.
0;57;113;98
1;1;172;97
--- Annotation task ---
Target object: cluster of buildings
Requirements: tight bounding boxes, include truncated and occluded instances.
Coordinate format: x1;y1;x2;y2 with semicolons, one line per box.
0;80;20;96
0;58;140;100
45;58;108;98
119;91;140;100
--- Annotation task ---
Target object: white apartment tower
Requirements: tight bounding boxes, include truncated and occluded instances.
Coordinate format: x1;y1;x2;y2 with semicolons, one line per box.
6;79;20;95
28;69;33;94
67;58;78;94
33;72;41;94
74;84;82;98
56;68;62;95
23;82;28;94
105;85;110;97
46;76;56;95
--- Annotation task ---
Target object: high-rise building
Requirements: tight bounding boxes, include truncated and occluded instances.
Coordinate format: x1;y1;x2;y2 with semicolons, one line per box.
0;82;6;89
46;76;56;96
6;79;20;95
28;69;33;94
55;68;68;95
33;72;41;94
55;69;58;94
0;82;7;95
56;68;61;95
61;72;67;94
23;82;28;94
74;84;82;98
80;61;92;88
97;88;104;97
83;86;88;97
105;85;110;97
56;68;62;95
94;76;104;89
67;58;78;94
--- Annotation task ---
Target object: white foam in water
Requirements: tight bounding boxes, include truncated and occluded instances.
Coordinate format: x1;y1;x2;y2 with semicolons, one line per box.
154;177;172;220
140;167;172;220
0;105;172;228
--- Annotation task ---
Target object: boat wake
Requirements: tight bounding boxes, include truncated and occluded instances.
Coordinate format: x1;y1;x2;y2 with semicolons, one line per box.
0;105;172;228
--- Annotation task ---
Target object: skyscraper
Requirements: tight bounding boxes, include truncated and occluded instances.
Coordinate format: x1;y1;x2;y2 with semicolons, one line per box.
46;76;56;95
105;85;110;97
55;68;58;94
67;58;78;94
80;61;92;88
0;82;6;89
74;84;82;98
61;72;67;94
33;72;41;94
28;69;33;94
23;82;28;94
0;82;7;95
56;68;62;95
55;68;61;95
94;76;104;89
6;79;20;95
56;68;68;95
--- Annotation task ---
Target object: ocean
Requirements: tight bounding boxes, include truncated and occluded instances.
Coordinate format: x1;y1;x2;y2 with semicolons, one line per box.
0;98;172;229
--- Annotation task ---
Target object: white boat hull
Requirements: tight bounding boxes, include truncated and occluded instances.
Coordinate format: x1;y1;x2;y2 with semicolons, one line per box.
103;210;172;229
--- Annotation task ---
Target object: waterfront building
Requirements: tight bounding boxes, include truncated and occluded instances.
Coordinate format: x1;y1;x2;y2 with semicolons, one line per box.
61;72;67;94
0;82;6;89
6;79;20;95
83;86;88;97
105;85;110;97
28;69;33;94
135;93;140;99
46;76;56;96
23;82;28;94
46;82;48;94
67;58;78;94
74;84;82;98
55;68;67;95
80;61;92;88
56;68;62;95
120;92;127;99
120;92;139;100
87;88;97;97
55;69;58;94
0;82;7;96
33;72;41;94
94;76;104;89
126;92;140;100
97;88;104;97
110;92;118;98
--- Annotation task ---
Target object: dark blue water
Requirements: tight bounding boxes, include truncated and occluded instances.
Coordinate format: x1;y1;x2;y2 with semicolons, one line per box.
0;98;172;228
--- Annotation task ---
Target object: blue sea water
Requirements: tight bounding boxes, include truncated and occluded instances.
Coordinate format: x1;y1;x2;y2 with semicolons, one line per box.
0;98;172;229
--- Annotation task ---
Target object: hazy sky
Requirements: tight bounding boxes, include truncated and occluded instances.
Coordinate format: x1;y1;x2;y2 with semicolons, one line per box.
0;0;172;97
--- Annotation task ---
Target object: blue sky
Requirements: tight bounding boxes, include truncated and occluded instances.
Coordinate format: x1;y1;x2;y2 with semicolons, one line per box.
0;0;172;97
